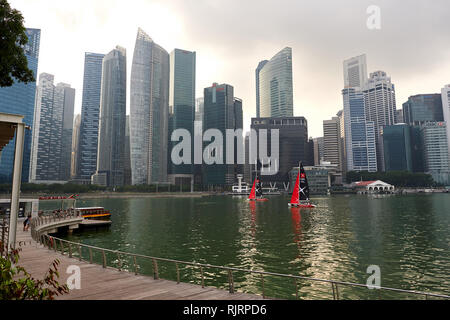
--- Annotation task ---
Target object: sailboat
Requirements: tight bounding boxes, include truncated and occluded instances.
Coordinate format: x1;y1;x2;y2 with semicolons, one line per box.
288;162;316;208
248;172;268;202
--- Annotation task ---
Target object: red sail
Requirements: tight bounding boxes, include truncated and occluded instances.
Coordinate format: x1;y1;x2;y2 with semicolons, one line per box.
248;178;257;200
290;171;300;205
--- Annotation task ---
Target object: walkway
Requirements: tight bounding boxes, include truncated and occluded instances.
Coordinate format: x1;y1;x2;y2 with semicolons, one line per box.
15;223;263;300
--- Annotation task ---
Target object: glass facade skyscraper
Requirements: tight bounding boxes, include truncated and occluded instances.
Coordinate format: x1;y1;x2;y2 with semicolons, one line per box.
441;85;450;161
30;74;75;182
343;54;367;88
402;94;444;125
0;28;40;182
255;60;268;118
130;28;169;185
76;52;105;181
383;124;413;172
258;47;293;118
342;88;377;172
168;49;196;181
93;46;127;187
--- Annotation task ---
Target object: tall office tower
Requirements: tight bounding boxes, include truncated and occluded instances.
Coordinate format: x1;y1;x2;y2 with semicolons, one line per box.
203;83;243;187
250;116;311;186
124;115;132;185
71;114;81;179
193;97;204;186
337;109;347;178
30;74;75;182
342;88;377;172
420;122;450;185
362;71;397;171
258;47;293;117
255;60;268;118
244;132;252;183
441;85;450;160
382;124;413;172
323;117;342;171
395;109;404;123
130;29;169;185
92;46;127;187
402;94;444;125
313;137;324;166
343;54;367;88
76;52;105;182
0;28;40;182
168;49;196;186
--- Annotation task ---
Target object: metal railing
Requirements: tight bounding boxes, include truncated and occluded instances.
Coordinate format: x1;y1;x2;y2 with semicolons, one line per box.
1;217;9;256
30;219;450;300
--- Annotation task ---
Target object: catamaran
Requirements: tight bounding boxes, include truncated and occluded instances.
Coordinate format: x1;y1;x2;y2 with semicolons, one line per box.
288;162;316;208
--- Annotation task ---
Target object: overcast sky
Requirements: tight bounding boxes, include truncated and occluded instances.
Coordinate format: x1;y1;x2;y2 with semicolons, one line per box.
9;0;450;137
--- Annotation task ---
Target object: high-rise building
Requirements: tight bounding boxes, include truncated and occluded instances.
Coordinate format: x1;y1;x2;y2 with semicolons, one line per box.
342;88;377;172
420;122;450;185
168;49;196;186
0;28;40;183
362;71;397;171
76;52;105;182
258;47;293;118
395;109;404;123
250;116;311;186
203;83;243;187
30;74;75;182
124;115;132;186
71;114;81;179
323;117;342;171
92;46;127;187
313;137;324;166
382;124;413;172
402;94;444;125
255;60;268;118
193;97;204;186
343;54;367;88
337;109;347;178
441;85;450;161
130;29;169;185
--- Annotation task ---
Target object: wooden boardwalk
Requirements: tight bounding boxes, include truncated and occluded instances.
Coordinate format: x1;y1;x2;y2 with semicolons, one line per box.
14;223;264;300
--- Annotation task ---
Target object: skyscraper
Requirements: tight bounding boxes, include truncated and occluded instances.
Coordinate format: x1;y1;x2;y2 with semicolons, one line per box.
168;49;196;186
258;47;293;118
420;122;450;185
342;88;377;172
362;71;397;171
402;94;444;125
441;85;450;160
343;54;367;88
92;46;127;187
255;60;268;118
383;124;413;172
0;28;40;182
130;29;169;185
71;114;81;179
203;83;243;187
30;74;75;182
313;137;324;166
323;117;342;171
124;115;132;186
76;52;105;182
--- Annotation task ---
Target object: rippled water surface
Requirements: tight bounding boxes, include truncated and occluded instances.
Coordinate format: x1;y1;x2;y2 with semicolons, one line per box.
48;194;450;299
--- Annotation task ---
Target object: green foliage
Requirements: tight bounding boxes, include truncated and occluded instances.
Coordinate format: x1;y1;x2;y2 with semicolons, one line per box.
346;171;437;188
0;0;35;87
0;246;69;300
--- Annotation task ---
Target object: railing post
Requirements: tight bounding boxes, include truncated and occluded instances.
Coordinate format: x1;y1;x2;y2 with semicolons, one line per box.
261;274;265;299
200;266;205;288
152;258;159;279
176;263;180;284
116;252;122;271
102;250;106;268
133;255;138;275
331;282;336;300
60;240;64;255
78;245;82;261
228;269;234;294
68;243;72;258
294;278;299;300
335;283;339;300
89;248;93;264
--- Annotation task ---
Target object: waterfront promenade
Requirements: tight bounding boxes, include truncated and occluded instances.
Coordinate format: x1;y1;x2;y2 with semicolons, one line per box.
15;223;263;300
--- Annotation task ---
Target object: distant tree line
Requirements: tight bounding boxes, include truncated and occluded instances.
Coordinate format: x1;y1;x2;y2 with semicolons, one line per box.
346;171;439;188
0;183;204;194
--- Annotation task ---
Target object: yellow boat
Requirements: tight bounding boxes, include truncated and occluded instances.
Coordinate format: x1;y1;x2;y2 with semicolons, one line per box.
74;207;111;220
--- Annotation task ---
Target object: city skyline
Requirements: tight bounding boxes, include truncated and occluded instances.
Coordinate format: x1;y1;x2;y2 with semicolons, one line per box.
9;0;450;138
